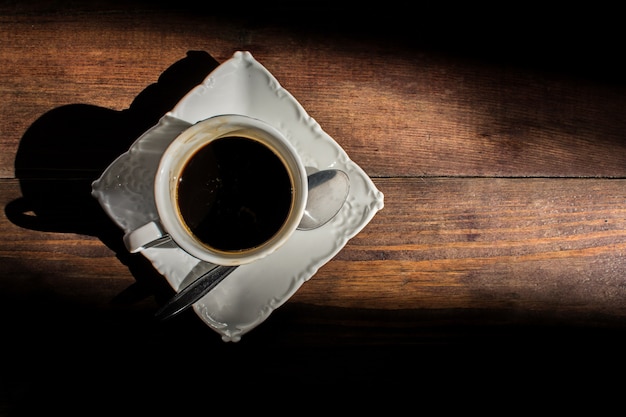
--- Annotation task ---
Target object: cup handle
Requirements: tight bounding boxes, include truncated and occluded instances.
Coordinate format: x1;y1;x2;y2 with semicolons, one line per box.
123;221;170;253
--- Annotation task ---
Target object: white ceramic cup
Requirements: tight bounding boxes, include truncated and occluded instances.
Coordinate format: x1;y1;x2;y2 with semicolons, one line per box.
123;114;308;266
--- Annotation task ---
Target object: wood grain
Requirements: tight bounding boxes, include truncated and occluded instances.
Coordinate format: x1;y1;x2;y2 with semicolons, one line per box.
4;177;626;325
2;6;626;179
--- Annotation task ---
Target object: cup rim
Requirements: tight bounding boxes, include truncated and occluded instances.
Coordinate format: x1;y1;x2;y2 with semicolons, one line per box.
154;114;308;266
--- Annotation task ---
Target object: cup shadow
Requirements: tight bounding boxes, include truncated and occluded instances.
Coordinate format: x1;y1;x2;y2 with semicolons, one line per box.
4;50;220;304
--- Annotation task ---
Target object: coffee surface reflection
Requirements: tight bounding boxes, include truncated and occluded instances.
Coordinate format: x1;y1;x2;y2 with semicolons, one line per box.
177;136;293;252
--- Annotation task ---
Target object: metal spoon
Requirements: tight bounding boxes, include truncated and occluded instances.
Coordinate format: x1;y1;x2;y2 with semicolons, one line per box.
154;168;350;321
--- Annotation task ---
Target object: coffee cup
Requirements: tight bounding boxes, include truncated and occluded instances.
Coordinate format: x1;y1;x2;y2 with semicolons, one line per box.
123;114;308;266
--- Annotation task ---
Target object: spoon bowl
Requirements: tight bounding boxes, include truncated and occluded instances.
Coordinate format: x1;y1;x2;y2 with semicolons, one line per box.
298;169;350;231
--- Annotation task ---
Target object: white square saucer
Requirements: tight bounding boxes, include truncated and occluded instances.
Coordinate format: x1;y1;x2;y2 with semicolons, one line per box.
92;51;384;341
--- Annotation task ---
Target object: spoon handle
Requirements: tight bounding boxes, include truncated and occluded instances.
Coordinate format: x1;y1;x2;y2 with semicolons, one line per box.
154;265;238;321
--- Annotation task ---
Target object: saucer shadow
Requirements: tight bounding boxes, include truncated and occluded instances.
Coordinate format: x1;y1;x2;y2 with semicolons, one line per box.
5;50;219;303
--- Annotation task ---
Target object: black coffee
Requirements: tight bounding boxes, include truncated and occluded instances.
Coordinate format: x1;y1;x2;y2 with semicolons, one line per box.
177;136;293;252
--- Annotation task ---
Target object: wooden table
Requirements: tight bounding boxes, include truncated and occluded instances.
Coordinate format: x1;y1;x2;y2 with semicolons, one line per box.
2;1;626;409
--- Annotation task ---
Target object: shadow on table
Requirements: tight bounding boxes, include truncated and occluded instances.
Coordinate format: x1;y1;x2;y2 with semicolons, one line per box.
4;50;219;304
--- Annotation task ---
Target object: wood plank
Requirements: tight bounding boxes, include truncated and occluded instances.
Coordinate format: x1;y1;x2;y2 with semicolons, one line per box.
2;10;626;180
296;177;626;328
4;177;626;330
